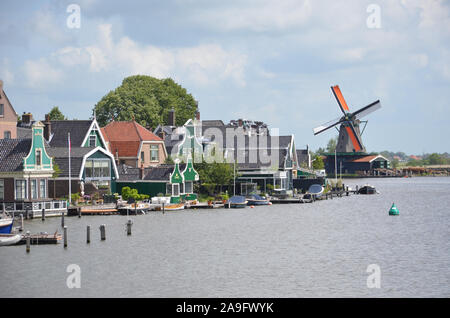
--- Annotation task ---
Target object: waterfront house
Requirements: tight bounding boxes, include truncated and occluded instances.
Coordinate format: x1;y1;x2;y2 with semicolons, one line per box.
0;121;67;214
101;120;167;168
323;153;390;175
0;80;18;140
156;110;299;194
114;157;199;203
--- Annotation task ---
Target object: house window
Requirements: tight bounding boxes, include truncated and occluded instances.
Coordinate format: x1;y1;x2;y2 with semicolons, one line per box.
15;180;27;200
4;131;11;139
31;180;38;199
0;104;4;116
85;160;110;178
185;181;193;194
36;149;41;166
0;179;4;200
172;184;180;196
141;151;145;162
89;135;97;147
150;145;159;161
39;180;46;198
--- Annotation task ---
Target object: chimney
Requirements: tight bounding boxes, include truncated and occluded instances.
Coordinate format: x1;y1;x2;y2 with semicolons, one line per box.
168;108;175;126
22;112;33;125
44;113;51;141
139;163;145;180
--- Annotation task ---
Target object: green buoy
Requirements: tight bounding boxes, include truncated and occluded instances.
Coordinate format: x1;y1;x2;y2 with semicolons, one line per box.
389;203;399;215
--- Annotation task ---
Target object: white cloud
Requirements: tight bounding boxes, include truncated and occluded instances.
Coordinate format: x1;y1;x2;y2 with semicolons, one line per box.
23;58;64;88
38;23;247;86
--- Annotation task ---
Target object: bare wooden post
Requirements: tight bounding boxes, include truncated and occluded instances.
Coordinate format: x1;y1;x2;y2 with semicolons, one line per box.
78;208;81;218
41;208;45;221
25;208;29;220
162;202;165;214
86;225;90;243
127;220;132;236
63;226;68;248
26;231;30;253
61;211;65;227
100;224;106;240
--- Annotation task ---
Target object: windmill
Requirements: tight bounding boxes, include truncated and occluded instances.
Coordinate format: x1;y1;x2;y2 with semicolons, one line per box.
313;85;381;153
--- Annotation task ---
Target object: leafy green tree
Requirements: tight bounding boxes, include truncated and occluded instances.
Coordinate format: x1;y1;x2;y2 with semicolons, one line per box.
427;153;445;165
48;106;67;120
94;75;198;128
326;137;337;153
312;155;324;170
195;160;235;195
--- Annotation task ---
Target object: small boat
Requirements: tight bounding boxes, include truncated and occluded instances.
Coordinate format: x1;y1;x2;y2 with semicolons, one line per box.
308;184;324;198
0;211;14;234
226;196;248;208
0;234;22;246
357;185;377;194
154;203;185;211
246;194;271;206
162;203;185;211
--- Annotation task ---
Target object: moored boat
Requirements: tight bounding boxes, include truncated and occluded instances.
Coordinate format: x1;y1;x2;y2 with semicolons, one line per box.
0;234;22;246
357;185;377;194
226;196;248;208
246;194;271;206
0;211;14;234
162;203;185;211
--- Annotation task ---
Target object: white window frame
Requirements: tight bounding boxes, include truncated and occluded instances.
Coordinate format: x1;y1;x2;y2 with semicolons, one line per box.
184;181;193;194
15;179;27;200
172;183;180;196
150;145;159;162
31;180;38;199
89;135;97;147
39;179;46;199
0;179;4;200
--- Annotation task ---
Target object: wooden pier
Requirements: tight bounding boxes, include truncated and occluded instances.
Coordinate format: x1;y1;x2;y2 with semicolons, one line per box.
15;233;62;245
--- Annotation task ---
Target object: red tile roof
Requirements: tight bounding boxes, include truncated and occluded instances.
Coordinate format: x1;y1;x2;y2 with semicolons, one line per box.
102;121;162;157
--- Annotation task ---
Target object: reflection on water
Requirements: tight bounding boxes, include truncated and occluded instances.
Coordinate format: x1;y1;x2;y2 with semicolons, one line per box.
0;177;449;297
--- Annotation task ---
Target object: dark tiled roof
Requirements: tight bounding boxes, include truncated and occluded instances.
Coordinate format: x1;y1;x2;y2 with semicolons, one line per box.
17;127;32;139
47;147;94;178
49;120;92;147
117;163;186;182
0;139;31;172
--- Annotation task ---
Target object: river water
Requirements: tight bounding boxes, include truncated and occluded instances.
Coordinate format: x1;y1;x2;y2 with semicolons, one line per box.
0;177;449;298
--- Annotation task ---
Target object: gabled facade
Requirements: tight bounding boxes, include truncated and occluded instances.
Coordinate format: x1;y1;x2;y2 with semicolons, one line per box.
0;80;18;139
101;120;167;168
0;122;53;202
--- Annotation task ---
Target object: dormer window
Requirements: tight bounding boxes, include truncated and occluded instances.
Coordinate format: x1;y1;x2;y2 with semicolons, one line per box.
89;135;97;147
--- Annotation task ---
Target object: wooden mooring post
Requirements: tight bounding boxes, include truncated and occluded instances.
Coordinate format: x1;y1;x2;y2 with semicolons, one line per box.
41;208;45;221
100;224;106;241
26;231;31;253
78;208;81;218
63;226;68;248
127;220;132;236
61;211;65;227
162;202;165;214
87;225;91;243
25;208;29;220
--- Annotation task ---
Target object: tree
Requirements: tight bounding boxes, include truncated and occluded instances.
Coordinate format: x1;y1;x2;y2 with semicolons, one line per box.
94;75;198;128
426;153;445;165
312;155;324;170
326;137;337;153
195;161;235;195
48;106;67;120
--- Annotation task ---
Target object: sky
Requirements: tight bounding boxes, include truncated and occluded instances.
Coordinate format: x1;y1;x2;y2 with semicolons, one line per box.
0;0;449;154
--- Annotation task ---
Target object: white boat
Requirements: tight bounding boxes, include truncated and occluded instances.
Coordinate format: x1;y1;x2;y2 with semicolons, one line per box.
0;234;22;246
0;211;14;234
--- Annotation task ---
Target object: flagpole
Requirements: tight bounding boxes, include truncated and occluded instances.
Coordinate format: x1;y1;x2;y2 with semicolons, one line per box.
68;132;71;205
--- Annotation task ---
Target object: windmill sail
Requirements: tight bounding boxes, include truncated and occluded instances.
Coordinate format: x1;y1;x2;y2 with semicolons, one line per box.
353;100;381;120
